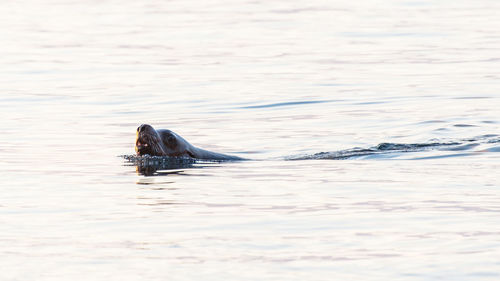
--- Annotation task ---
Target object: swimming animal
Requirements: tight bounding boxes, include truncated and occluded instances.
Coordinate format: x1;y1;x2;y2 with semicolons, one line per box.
135;124;244;161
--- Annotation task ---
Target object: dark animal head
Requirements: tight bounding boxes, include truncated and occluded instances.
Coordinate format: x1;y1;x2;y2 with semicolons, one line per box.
135;124;167;156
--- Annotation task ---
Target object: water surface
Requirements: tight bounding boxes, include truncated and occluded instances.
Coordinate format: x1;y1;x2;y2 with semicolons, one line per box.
1;0;500;280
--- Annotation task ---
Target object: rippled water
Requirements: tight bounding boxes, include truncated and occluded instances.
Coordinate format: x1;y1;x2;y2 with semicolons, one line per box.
1;0;500;280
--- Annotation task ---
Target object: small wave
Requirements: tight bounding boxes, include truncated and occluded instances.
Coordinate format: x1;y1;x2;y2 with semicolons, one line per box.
484;146;500;152
375;142;460;151
287;142;461;160
410;153;477;160
441;143;480;151
287;136;498;160
454;124;478;128
238;100;333;109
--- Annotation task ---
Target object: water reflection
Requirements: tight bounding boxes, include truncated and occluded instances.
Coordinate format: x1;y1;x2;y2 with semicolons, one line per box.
122;155;226;176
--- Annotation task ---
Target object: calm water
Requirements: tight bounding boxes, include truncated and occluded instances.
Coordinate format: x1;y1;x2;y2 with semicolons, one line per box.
1;0;500;280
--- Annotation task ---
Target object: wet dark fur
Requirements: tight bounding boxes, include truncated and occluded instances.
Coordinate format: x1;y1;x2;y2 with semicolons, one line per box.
136;126;167;156
135;124;243;160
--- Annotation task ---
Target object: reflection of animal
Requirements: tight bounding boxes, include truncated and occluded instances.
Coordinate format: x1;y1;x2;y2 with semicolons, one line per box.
135;124;244;160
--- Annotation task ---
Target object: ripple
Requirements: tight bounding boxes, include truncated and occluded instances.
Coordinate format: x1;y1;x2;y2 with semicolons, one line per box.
237;100;334;109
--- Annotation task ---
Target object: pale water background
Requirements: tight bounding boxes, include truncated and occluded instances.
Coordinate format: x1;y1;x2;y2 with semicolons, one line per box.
1;0;500;280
